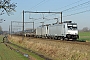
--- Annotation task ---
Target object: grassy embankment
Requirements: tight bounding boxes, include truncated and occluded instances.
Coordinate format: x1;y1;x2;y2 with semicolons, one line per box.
0;35;28;60
8;35;90;60
8;35;45;60
79;32;90;42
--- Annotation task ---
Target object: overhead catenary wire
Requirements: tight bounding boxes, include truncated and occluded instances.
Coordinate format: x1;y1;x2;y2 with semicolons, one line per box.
63;9;90;17
28;0;51;22
43;9;90;23
29;0;48;10
42;0;90;22
53;0;83;11
28;11;60;22
29;0;80;21
62;0;90;12
36;0;85;22
23;1;90;31
29;0;90;25
64;4;90;13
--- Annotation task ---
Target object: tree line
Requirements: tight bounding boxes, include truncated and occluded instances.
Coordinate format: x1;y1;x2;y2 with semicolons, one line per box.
79;27;90;32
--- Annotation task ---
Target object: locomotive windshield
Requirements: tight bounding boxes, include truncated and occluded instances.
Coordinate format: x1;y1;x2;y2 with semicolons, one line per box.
67;23;77;30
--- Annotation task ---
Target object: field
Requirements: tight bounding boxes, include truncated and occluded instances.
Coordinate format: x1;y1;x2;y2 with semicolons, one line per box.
0;35;28;60
8;32;90;60
0;35;45;60
79;32;90;41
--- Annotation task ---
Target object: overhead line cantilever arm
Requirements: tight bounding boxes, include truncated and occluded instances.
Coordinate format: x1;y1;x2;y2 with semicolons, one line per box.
24;11;61;14
22;10;63;37
12;21;33;23
24;11;63;23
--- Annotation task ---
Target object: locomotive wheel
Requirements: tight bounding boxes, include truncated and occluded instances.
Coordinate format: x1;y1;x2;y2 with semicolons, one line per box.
60;37;63;40
64;38;68;41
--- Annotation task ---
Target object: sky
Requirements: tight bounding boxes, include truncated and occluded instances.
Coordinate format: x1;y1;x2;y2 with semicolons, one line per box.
0;0;90;31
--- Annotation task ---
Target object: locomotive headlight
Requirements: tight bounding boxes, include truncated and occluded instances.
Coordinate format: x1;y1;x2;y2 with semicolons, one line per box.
67;32;70;34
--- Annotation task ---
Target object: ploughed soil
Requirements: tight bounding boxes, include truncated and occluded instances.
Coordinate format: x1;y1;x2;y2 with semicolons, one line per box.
8;35;90;60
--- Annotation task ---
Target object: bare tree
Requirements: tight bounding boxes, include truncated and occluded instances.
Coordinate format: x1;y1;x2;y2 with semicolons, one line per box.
0;0;17;15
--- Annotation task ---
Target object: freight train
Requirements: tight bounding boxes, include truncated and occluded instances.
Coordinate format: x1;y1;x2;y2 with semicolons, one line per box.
35;21;79;40
14;21;79;40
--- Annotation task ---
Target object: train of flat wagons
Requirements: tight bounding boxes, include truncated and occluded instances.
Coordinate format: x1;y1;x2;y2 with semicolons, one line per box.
14;21;79;40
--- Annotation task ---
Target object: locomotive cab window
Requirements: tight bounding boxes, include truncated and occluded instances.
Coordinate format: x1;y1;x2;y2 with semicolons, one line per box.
67;24;77;30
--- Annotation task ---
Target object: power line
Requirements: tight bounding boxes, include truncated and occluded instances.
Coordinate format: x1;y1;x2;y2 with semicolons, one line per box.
63;9;90;17
42;0;90;22
28;11;59;21
28;0;50;22
29;0;83;20
53;0;83;11
43;9;90;22
29;0;90;24
29;0;82;21
12;12;22;21
62;0;90;12
30;0;48;10
65;4;90;13
37;0;84;20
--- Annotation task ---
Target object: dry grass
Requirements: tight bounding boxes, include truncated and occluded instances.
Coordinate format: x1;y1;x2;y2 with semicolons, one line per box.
8;35;90;60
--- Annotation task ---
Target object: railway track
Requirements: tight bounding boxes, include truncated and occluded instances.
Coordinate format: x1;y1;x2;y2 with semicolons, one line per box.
11;35;90;46
25;36;90;46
